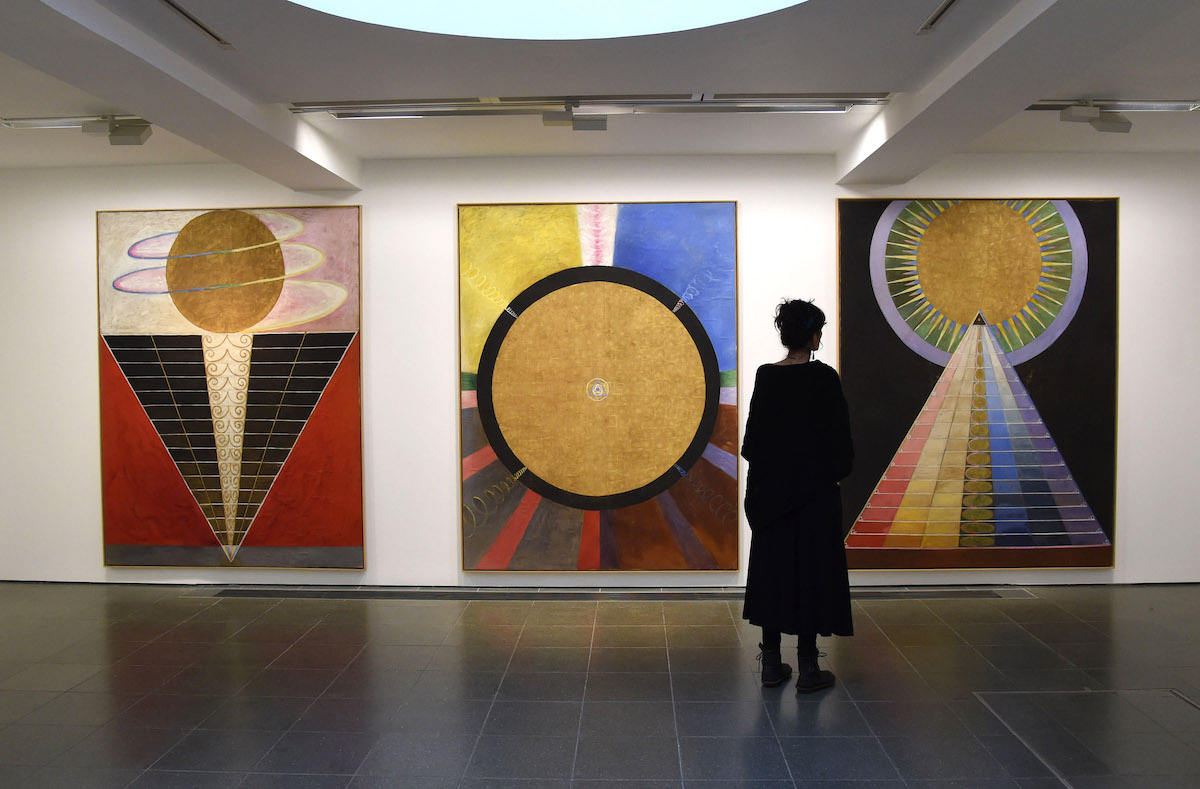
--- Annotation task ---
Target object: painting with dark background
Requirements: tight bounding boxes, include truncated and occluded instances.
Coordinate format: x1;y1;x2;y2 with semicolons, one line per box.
839;198;1116;569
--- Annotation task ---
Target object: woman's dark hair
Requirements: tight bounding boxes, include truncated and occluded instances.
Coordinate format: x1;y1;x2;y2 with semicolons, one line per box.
775;298;826;351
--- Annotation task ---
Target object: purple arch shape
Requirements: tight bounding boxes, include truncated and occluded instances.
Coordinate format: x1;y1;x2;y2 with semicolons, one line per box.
869;199;1088;366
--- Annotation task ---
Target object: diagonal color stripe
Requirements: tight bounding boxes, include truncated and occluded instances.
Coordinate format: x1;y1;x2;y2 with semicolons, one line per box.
461;390;478;409
701;443;737;477
654;492;718;569
719;386;736;406
578;510;601;570
474;488;542;570
462;445;498;480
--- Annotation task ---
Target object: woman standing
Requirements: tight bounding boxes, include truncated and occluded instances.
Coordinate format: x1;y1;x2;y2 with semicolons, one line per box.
742;299;854;692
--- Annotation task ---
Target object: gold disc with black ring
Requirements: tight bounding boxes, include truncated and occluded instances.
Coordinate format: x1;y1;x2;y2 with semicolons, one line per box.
476;267;719;509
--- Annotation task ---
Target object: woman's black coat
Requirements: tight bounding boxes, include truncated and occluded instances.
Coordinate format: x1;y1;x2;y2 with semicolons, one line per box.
741;360;855;637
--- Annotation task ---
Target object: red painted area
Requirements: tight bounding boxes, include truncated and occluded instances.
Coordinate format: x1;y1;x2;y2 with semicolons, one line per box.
475;488;541;570
709;404;738;454
578;510;601;570
462;445;498;481
865;492;904;509
848;376;952;548
461;390;478;409
99;339;216;547
243;336;363;547
665;458;738;569
610;500;689;570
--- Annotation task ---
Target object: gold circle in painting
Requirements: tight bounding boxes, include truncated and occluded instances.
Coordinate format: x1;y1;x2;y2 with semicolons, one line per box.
490;280;706;497
166;210;285;333
917;201;1042;325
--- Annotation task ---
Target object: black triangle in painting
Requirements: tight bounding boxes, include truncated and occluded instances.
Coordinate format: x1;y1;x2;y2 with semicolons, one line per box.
236;332;355;537
104;334;221;529
103;332;355;548
972;311;989;326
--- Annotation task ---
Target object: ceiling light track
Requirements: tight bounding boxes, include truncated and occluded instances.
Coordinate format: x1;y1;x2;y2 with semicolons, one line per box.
917;0;962;34
156;0;234;49
1029;99;1200;112
290;94;889;121
1;115;153;144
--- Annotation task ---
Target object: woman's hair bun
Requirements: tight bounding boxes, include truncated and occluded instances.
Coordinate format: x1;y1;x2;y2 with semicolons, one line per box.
775;298;826;351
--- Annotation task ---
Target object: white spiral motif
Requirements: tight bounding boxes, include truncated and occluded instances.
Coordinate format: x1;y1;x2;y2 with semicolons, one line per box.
203;332;253;552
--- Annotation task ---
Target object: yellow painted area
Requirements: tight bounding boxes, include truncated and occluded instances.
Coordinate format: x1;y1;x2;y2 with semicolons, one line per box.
901;492;934;508
925;489;964;543
942;450;967;470
916;201;1044;325
923;356;972;547
490;281;705;497
459;204;582;373
885;443;941;544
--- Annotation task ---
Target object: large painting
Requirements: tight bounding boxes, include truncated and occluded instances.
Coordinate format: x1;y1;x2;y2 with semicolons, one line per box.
98;206;362;568
839;199;1116;569
459;203;738;571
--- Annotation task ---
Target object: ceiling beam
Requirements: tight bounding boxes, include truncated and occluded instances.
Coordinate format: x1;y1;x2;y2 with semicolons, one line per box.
836;0;1197;185
0;0;361;191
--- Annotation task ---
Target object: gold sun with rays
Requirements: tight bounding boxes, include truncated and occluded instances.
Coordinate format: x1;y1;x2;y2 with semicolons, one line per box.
885;199;1074;354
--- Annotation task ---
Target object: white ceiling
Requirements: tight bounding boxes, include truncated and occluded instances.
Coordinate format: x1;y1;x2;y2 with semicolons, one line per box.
1;0;1198;189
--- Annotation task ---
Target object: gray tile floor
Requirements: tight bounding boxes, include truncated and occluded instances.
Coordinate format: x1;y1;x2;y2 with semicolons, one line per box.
0;582;1198;788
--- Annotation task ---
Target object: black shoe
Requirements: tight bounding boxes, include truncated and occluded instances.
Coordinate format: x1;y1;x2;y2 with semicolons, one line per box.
757;643;793;687
795;653;835;693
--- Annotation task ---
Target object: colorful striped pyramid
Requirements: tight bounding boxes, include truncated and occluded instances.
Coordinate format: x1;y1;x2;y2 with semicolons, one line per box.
846;315;1109;565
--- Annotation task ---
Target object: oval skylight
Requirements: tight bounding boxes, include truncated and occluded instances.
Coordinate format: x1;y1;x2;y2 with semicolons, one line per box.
285;1;807;40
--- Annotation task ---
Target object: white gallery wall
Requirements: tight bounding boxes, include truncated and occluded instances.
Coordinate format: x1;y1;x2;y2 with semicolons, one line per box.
1;152;1196;587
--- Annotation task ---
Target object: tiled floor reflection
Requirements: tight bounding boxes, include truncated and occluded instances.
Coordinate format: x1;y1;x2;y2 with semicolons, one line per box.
980;689;1200;787
0;582;1197;787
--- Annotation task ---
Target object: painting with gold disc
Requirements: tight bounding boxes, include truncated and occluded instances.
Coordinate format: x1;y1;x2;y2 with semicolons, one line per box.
839;199;1116;569
459;203;738;571
97;206;362;568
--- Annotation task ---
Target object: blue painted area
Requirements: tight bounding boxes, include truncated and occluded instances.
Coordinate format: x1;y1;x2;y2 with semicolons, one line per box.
993;479;1022;495
613;203;737;371
995;532;1035;547
984;344;1029;537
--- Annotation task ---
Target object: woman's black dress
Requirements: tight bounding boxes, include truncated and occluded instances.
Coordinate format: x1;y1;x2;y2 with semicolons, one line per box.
741;360;854;637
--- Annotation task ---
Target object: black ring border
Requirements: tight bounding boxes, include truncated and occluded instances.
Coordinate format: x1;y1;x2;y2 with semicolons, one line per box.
476;266;720;510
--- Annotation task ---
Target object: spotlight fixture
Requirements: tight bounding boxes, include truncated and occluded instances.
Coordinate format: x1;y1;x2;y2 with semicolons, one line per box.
83;115;154;145
1;114;153;145
1059;104;1100;123
1089;111;1132;134
538;103;607;131
571;114;607;132
1052;102;1130;133
541;108;573;127
1035;98;1200;135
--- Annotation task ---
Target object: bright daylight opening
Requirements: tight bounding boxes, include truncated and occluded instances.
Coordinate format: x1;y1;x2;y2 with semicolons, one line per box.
284;0;808;40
